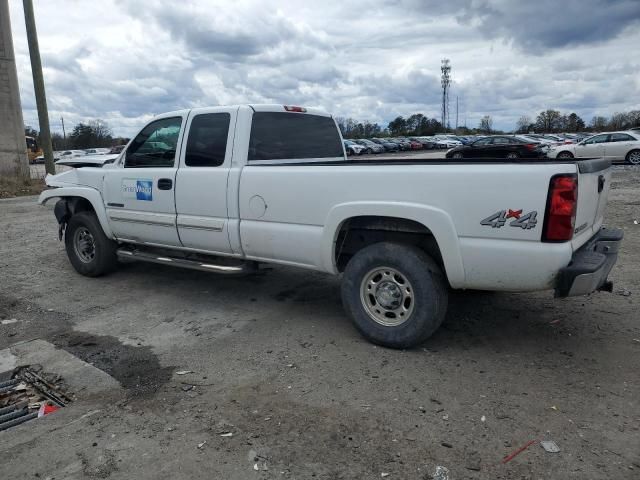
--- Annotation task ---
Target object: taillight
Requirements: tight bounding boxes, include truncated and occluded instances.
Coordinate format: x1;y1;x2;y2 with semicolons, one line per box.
542;174;578;242
524;143;537;151
284;105;306;112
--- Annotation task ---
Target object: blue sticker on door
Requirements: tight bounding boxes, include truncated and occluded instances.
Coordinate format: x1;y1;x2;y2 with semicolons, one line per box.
122;179;153;201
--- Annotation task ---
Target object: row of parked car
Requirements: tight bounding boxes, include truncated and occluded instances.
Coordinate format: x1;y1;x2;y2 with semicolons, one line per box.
344;128;640;164
33;145;126;164
343;135;467;155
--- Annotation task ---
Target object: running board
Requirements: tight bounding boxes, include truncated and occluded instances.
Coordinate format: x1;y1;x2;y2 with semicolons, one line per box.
116;248;256;275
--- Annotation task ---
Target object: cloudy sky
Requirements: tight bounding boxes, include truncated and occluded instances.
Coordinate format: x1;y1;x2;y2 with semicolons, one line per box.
8;0;640;136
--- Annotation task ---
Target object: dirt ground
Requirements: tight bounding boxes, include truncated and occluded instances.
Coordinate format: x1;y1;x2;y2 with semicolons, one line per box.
0;167;638;479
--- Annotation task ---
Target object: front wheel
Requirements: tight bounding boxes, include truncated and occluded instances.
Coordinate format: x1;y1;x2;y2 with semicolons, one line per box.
341;243;448;349
65;211;118;277
626;149;640;165
557;151;574;159
451;152;464;159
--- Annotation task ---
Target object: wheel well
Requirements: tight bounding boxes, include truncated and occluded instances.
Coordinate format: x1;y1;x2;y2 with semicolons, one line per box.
334;216;444;274
557;150;574;157
54;196;96;225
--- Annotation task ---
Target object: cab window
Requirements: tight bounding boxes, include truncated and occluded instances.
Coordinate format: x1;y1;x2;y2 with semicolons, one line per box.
185;113;230;167
125;117;182;168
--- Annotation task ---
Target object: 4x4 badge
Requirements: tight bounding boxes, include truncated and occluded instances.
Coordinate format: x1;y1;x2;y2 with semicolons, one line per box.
481;210;538;229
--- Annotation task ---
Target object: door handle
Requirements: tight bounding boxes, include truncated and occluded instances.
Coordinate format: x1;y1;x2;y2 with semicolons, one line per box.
157;178;173;190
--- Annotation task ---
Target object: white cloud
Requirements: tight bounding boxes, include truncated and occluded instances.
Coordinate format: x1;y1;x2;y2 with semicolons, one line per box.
8;0;640;136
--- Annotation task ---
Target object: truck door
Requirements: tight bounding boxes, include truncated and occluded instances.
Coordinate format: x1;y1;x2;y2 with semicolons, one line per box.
103;115;186;246
174;107;237;254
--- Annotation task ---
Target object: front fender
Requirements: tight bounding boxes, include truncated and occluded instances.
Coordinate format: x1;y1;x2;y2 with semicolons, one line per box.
38;187;114;239
322;201;465;288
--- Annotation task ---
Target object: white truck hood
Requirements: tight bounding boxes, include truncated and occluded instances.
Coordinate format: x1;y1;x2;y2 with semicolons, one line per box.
55;154;119;167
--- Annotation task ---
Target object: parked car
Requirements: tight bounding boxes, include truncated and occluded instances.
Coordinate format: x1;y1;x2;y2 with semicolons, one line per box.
354;139;384;154
446;136;544;159
84;148;112;155
109;145;126;154
548;131;640;164
432;136;462;149
408;139;423;150
344;140;365;156
39;103;622;349
386;138;410;151
409;137;436;149
371;138;400;152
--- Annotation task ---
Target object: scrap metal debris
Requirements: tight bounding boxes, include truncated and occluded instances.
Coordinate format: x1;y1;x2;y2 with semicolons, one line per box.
0;366;72;431
502;439;539;464
432;465;449;480
540;440;561;453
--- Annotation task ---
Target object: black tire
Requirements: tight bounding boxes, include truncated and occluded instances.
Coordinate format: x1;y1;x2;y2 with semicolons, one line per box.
65;211;118;277
506;152;519;159
452;152;464;159
557;151;574;159
341;242;448;349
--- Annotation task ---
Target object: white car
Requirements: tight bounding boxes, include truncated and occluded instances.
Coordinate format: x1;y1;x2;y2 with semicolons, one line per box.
84;148;111;155
38;104;622;349
343;140;366;156
549;131;640;164
431;136;462;149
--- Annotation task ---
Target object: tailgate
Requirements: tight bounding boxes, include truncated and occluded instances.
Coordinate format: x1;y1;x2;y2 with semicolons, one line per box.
571;158;611;250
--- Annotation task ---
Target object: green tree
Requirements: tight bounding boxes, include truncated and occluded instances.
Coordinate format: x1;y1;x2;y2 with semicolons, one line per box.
69;120;113;149
387;116;407;136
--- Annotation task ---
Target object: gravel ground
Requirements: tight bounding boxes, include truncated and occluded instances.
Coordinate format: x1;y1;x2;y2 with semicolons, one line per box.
0;167;638;479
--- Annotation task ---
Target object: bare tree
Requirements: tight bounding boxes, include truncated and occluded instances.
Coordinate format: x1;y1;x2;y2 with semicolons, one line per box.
479;115;493;134
516;116;531;133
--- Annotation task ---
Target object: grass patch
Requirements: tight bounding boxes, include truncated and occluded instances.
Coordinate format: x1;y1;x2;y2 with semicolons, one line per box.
0;176;46;199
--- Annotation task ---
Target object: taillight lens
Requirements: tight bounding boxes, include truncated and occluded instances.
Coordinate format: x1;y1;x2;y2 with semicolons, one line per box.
284;105;306;112
542;174;578;242
524;143;537;151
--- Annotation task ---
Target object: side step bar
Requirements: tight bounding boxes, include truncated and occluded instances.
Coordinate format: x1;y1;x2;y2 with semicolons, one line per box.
116;248;257;275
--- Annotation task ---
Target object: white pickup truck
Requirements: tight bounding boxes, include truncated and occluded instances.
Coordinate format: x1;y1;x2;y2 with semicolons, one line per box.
39;105;623;348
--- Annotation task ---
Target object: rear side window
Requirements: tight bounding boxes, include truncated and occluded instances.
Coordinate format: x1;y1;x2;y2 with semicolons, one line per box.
610;133;634;142
248;112;343;161
185;113;230;167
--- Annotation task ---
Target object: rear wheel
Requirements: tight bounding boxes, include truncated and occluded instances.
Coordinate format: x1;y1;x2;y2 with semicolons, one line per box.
506;152;519;159
557;151;574;159
65;211;118;277
626;150;640;165
341;242;448;349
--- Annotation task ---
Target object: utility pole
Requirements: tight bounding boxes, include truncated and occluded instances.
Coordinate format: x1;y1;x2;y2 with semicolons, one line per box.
23;0;54;175
455;96;459;132
0;0;29;180
61;116;66;148
440;59;451;132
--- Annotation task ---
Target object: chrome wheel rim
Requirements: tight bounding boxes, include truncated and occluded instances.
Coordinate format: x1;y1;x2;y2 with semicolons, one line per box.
452;152;463;159
74;227;96;263
360;267;414;326
506;152;518;159
629;151;640;165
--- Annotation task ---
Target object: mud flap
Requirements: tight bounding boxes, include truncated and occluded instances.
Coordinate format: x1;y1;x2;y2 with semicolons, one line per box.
53;199;70;241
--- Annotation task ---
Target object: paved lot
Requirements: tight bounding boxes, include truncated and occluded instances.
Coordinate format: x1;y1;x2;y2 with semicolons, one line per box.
1;167;639;479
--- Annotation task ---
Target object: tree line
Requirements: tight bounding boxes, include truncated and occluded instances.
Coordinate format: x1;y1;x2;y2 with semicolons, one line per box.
516;109;640;134
25;120;129;150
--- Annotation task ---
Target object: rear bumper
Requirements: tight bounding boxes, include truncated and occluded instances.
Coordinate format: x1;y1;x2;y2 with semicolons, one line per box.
555;227;623;297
